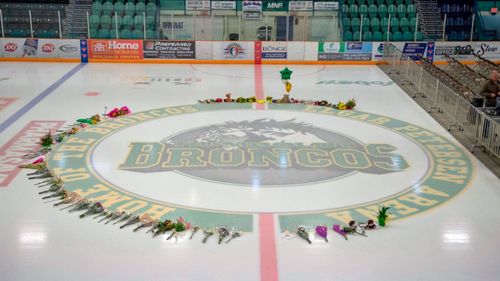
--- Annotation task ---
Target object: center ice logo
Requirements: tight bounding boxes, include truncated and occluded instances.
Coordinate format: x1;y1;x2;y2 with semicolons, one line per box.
120;119;409;185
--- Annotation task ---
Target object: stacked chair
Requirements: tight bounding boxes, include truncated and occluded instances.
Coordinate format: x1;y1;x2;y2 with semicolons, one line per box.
340;0;422;41
0;2;66;38
89;0;158;39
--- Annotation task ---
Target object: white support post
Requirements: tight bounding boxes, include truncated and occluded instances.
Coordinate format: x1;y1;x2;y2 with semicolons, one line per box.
192;13;195;40
360;14;363;41
414;13;418;41
332;12;335;40
87;11;90;39
0;9;4;38
115;12;119;39
286;14;289;41
58;10;62;38
143;11;146;40
305;14;308;41
211;12;214;40
265;15;268;40
29;10;33;38
387;14;391;41
171;14;174;40
470;13;475;41
238;12;241;40
442;13;447;41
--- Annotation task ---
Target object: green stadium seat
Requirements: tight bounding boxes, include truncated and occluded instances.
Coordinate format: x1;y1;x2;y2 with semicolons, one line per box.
147;0;156;3
378;4;387;17
359;4;368;16
146;15;155;28
358;0;367;5
416;31;423;41
387;4;397;17
92;2;103;15
376;0;385;5
89;14;100;29
400;17;409;31
114;0;125;2
122;15;134;28
353;31;361;41
341;4;349;16
392;31;402;41
373;31;383;41
100;15;112;29
349;4;359;17
134;15;144;28
98;28;110;39
395;0;404;4
135;2;146;15
114;2;125;16
371;17;380;31
112;15;122;29
380;17;389;32
343;30;353;41
110;28;118;39
90;28;98;38
132;29;143;39
363;31;372;41
386;0;395;5
407;4;415;16
409;17;417;31
366;0;375;4
136;0;146;3
351;17;360;31
125;2;135;16
390;17;399;31
146;3;157;16
347;0;356;5
361;16;370;31
368;4;378;18
342;17;351;30
403;31;413;41
102;1;114;15
397;4;406;17
405;0;413;4
120;28;132;39
145;29;156;39
382;31;391;41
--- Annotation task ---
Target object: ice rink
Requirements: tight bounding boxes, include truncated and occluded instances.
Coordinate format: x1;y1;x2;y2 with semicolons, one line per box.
1;62;499;281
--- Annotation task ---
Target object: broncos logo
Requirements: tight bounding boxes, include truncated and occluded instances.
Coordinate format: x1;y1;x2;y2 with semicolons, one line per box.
164;119;328;150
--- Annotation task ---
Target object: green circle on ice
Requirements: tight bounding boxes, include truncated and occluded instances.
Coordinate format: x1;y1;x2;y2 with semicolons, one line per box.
47;103;474;231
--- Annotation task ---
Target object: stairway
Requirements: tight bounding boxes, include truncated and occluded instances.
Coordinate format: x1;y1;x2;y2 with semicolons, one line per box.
414;0;442;40
63;0;92;39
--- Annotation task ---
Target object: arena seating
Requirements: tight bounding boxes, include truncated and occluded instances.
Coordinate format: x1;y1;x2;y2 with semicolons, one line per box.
340;0;422;41
0;2;66;38
439;1;474;41
89;0;158;39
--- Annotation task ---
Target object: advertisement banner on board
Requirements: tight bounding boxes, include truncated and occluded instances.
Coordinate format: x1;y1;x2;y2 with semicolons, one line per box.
262;41;287;59
433;42;477;62
162;20;185;31
185;0;210;11
214;41;253;60
474;42;500;61
318;41;372;61
143;41;195;59
0;38;80;58
289;1;313;11
89;40;143;60
314;1;338;11
211;1;236;10
242;1;262;19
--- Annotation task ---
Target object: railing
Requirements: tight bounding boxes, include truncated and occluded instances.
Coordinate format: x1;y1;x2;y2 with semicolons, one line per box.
382;42;500;159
